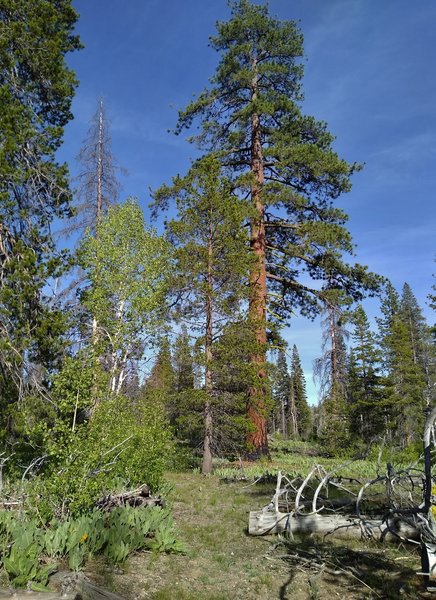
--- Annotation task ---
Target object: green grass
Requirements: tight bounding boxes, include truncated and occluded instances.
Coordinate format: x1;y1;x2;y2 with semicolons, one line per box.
214;438;423;482
79;440;427;599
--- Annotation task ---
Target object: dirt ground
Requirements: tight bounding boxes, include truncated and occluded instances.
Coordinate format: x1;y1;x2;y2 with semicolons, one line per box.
84;472;432;600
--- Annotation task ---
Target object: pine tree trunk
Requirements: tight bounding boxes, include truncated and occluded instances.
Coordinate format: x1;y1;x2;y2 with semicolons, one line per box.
202;224;214;474
288;386;298;438
202;396;213;475
247;57;269;458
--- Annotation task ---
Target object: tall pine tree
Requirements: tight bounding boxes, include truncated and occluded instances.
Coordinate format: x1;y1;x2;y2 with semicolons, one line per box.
290;344;312;440
314;299;350;451
348;305;384;442
400;283;435;407
173;327;196;393
0;0;80;441
174;0;379;455
153;156;251;472
147;337;176;394
377;282;430;445
271;349;291;437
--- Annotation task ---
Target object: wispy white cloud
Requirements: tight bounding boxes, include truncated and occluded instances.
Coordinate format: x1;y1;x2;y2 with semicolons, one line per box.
366;132;436;182
110;108;183;147
298;0;365;51
356;222;436;249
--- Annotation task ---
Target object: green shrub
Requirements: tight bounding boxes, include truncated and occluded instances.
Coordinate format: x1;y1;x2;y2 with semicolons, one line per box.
25;390;174;520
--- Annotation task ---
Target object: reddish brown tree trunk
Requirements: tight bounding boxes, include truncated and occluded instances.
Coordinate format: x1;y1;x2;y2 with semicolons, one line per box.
202;220;214;474
247;58;269;457
202;391;213;474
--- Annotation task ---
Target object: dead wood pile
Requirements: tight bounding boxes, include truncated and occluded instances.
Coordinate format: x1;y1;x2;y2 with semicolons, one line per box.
248;406;436;590
94;484;164;510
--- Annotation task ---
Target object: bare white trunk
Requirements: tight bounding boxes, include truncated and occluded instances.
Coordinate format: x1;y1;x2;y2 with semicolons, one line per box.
115;352;128;395
288;386;298;437
96;98;104;227
108;297;126;394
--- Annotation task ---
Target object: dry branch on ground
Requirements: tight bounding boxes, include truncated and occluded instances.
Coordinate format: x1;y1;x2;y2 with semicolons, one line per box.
94;484;164;510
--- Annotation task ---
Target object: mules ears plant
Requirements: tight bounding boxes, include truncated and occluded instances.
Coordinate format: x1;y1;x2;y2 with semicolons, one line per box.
0;512;56;590
0;506;183;588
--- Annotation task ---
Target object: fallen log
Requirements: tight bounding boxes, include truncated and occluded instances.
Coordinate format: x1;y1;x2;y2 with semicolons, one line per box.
0;577;126;600
277;497;356;513
248;510;419;542
0;592;74;600
47;571;127;599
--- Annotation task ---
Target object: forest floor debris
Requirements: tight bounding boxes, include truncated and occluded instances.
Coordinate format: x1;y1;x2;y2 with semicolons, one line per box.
80;471;428;599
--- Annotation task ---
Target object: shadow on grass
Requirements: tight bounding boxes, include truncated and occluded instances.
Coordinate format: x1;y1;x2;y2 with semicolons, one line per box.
241;488;278;501
277;536;423;600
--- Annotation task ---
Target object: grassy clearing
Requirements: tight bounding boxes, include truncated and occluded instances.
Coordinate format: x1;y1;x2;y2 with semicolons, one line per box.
84;464;429;600
212;439;423;482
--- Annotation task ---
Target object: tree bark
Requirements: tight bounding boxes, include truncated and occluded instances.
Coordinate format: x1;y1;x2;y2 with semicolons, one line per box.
247;56;269;458
202;220;214;474
288;386;298;438
96;98;104;227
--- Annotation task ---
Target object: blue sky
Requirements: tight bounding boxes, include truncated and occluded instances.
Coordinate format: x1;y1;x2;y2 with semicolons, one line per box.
60;0;436;403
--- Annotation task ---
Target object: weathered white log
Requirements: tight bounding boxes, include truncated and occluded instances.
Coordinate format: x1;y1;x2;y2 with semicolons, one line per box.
248;510;419;541
0;590;77;600
423;406;436;512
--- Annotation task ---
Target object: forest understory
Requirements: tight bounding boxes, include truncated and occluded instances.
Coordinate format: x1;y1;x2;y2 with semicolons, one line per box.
79;468;427;600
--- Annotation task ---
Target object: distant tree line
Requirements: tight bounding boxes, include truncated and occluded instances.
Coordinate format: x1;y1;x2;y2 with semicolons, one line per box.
315;281;435;455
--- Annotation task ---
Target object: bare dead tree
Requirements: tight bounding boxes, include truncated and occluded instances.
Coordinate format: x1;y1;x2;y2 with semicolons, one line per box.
313;302;350;442
68;97;123;239
314;303;350;403
63;99;125;359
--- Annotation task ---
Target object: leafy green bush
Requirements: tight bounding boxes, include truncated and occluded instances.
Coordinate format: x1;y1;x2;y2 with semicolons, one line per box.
25;390;174;520
88;391;173;490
